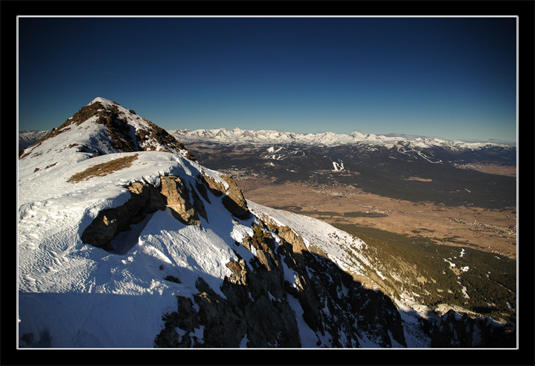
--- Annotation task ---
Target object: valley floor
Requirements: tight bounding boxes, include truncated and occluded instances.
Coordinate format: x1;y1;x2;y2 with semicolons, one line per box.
236;179;517;260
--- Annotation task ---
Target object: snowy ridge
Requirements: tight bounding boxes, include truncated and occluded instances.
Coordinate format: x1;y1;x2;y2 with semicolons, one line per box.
17;98;408;348
20;148;407;348
18;99;253;347
170;127;513;151
249;202;373;279
19;97;189;177
18;150;256;347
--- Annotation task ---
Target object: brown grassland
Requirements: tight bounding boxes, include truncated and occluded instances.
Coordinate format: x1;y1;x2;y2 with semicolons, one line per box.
237;177;517;260
67;154;139;183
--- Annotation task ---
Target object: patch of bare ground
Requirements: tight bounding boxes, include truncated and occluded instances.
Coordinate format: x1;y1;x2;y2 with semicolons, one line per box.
237;178;517;260
68;154;139;183
404;176;433;182
455;163;517;177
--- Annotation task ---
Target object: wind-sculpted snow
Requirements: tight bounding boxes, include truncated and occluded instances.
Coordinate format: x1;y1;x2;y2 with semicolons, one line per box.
18;151;254;347
18;145;410;348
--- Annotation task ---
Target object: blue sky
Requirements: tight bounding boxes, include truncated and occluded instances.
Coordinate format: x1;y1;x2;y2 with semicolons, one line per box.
18;16;517;143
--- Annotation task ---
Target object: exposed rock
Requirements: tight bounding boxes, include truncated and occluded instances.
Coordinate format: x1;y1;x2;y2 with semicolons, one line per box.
272;224;308;254
164;275;181;284
81;182;165;251
220;175;250;220
201;172;225;197
95;105;138;152
135;119;186;153
202;172;250;220
81;174;212;251
159;175;202;226
80;175;413;348
154;296;202;348
79;173;506;349
226;259;247;285
155;215;409;348
188;182;208;222
156;255;301;348
195;180;210;203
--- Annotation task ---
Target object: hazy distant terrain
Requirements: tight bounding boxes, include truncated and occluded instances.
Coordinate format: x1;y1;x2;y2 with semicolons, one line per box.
18;130;49;151
171;128;516;210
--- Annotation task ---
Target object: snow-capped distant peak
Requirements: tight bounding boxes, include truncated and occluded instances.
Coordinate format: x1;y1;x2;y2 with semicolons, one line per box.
169;127;514;151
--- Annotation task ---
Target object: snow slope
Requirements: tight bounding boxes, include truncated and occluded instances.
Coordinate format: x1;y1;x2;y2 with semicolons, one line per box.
18;98;259;348
15;97;449;349
249;202;374;279
18;150;260;348
21;146;413;348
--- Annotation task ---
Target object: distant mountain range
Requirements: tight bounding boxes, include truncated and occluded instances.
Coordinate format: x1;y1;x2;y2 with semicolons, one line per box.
20;126;515;154
169;127;516;150
166;125;516;210
382;132;516;146
18;130;49;151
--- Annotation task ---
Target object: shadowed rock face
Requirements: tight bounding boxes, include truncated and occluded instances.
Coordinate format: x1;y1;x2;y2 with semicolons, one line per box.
81;173;408;348
81;182;165;252
430;310;516;348
202;173;251;220
154;213;409;348
220;175;251;220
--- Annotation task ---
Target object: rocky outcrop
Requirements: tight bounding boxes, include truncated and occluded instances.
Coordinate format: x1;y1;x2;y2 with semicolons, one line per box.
263;219;307;254
154;216;408;348
202;173;250;220
159;176;205;226
81;173;219;251
220;175;250;220
81;170;252;252
155;232;302;348
79;170;509;348
81;182;165;251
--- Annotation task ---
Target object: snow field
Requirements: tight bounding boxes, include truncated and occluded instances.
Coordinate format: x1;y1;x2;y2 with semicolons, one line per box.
18;148;258;348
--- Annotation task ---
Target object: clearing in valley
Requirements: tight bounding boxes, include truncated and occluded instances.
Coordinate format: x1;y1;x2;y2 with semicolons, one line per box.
236;179;517;260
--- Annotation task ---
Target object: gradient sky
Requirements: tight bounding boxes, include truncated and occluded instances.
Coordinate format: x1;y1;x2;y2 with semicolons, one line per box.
18;16;517;143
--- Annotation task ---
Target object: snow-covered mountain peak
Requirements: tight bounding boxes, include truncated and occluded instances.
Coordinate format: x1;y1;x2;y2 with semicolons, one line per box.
88;96;116;107
19;98;192;178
